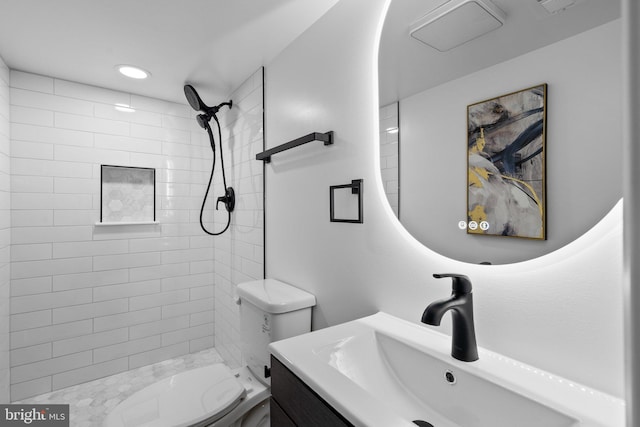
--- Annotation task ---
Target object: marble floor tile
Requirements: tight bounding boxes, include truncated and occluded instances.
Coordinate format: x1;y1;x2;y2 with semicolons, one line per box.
17;348;224;426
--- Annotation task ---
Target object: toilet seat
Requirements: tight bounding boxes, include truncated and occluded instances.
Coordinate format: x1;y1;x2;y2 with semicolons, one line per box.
104;364;246;427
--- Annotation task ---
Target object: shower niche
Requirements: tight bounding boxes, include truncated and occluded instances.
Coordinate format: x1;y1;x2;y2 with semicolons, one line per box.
99;165;156;224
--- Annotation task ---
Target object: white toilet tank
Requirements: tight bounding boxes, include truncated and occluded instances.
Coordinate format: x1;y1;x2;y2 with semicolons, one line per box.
237;279;316;386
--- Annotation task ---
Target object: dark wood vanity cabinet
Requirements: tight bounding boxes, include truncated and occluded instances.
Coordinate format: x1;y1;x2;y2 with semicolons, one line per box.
270;355;354;427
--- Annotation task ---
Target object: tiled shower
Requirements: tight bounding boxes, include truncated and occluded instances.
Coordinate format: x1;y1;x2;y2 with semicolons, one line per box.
0;55;10;404
2;63;263;401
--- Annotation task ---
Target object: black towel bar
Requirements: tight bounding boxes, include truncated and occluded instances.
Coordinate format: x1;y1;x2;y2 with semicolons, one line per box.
256;131;333;163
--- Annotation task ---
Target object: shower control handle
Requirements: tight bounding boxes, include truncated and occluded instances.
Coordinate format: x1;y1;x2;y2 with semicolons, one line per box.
216;187;235;212
215;197;225;210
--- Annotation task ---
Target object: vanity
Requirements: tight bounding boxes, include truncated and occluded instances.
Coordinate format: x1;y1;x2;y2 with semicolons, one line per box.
270;356;353;426
269;312;625;427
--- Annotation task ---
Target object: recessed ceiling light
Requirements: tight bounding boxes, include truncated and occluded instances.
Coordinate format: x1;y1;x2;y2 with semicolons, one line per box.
116;65;150;79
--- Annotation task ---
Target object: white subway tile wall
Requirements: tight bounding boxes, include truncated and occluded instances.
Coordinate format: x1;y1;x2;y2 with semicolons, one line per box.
379;103;399;217
7;69;264;400
0;55;11;403
212;69;265;367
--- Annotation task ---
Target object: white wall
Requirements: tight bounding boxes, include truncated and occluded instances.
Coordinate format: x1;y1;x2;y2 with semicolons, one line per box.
400;21;622;264
7;70;263;400
265;0;624;399
0;54;10;403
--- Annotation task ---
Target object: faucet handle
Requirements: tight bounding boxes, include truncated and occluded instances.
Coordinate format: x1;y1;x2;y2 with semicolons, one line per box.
433;273;472;294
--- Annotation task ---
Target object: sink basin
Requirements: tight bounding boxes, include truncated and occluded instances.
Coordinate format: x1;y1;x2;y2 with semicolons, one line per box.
314;331;575;426
269;312;624;427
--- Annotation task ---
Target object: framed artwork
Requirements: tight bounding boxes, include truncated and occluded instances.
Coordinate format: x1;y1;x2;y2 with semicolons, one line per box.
100;165;156;223
467;84;547;239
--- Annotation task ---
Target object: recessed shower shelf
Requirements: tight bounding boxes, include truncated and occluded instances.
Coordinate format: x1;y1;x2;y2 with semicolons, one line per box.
100;165;156;224
256;131;334;163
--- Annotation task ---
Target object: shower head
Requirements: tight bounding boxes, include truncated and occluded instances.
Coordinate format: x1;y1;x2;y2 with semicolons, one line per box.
184;84;208;112
184;84;233;114
184;84;233;129
196;114;209;130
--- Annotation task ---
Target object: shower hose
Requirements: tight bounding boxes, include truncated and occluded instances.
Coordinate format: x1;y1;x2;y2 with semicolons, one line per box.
200;114;232;235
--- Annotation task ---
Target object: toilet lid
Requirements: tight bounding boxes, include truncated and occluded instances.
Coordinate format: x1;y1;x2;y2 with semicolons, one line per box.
104;364;246;427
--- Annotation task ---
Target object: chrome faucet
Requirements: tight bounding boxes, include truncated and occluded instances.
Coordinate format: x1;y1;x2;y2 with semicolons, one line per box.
421;273;478;362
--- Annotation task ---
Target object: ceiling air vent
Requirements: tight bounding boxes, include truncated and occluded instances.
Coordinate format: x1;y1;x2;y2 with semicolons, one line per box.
409;0;506;52
537;0;578;14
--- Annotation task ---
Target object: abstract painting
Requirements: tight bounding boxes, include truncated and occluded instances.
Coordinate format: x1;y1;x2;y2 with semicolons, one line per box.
467;84;546;239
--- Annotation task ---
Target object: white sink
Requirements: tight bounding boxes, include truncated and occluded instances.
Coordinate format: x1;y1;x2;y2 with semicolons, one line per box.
269;312;624;427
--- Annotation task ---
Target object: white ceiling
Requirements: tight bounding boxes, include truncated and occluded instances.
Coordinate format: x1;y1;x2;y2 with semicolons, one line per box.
379;0;621;106
0;0;340;105
0;0;622;109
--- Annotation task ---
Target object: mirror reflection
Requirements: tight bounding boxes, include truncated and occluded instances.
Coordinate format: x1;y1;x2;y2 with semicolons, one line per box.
379;102;400;218
379;0;622;264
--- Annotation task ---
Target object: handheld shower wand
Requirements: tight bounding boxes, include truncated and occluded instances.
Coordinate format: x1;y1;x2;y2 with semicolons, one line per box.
184;84;234;236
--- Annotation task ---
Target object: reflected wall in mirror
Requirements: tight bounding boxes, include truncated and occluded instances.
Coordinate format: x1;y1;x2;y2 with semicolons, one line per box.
379;102;400;217
379;0;622;264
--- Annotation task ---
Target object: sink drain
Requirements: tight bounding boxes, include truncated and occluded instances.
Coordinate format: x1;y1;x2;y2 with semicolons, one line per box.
412;421;434;427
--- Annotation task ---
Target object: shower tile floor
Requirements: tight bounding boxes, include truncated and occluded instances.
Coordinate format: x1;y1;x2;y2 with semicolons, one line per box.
17;348;225;427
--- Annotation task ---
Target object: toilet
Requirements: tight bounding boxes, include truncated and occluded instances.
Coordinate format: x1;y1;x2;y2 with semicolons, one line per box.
103;279;316;427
